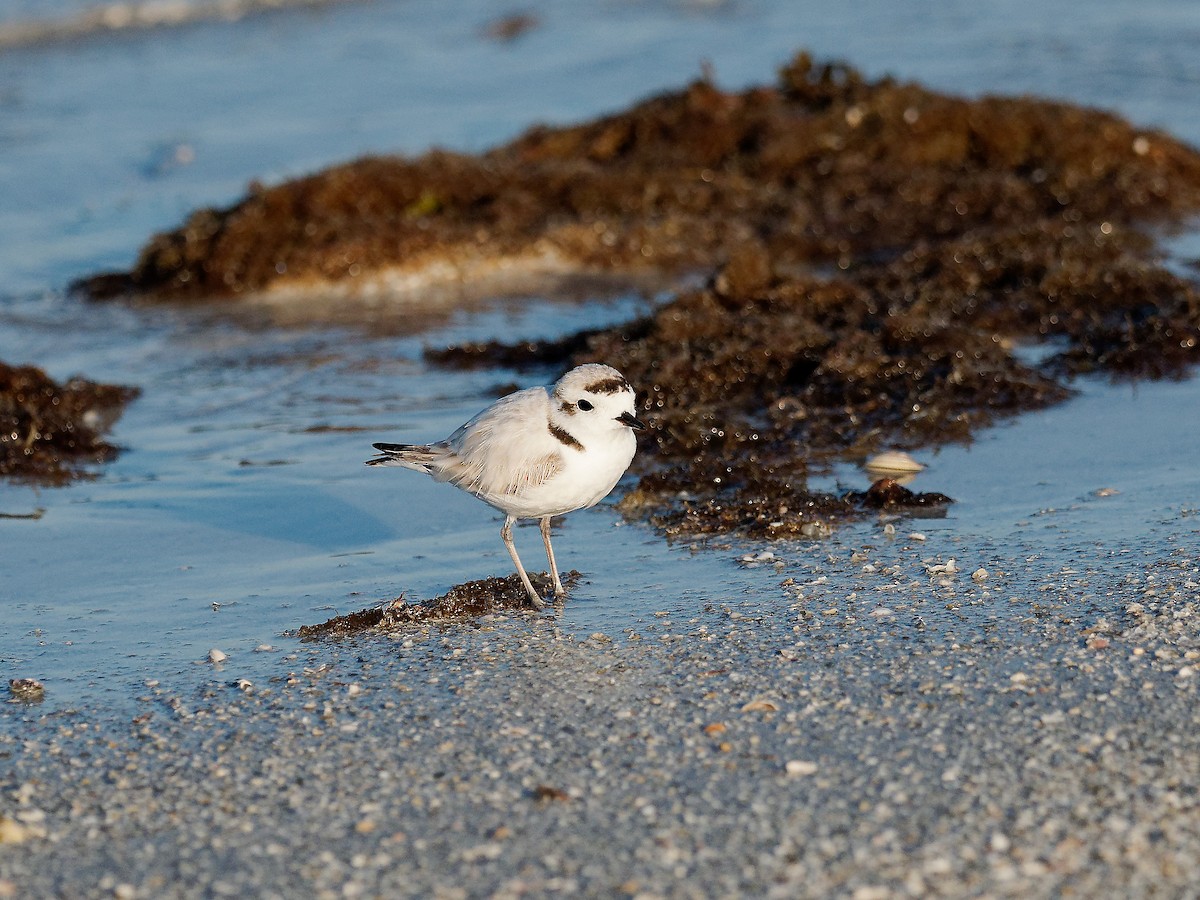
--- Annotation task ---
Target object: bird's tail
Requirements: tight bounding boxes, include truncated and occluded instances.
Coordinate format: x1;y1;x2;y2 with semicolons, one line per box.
365;442;438;472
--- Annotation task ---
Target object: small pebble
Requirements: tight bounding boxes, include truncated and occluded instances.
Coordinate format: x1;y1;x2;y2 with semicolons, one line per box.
208;648;228;664
739;550;776;565
0;818;30;845
799;521;832;538
8;678;45;702
926;558;957;575
741;699;778;712
785;760;819;776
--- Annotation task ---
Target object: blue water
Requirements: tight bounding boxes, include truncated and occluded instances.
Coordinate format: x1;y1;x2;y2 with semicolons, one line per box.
1;0;1199;711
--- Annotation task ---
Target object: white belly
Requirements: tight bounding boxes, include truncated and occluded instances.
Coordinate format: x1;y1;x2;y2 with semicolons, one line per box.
483;431;636;519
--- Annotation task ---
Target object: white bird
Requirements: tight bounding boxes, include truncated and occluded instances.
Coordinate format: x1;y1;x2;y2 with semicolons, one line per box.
366;363;645;608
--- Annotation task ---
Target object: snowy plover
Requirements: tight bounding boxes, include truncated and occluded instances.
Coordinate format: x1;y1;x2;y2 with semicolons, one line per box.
366;363;645;607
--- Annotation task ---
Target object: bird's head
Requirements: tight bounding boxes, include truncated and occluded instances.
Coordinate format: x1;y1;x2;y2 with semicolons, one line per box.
549;363;645;444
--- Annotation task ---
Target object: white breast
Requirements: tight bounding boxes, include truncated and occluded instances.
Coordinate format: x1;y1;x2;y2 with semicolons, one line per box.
491;428;636;519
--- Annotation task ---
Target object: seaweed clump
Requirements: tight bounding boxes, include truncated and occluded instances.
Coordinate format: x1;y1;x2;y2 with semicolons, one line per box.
76;53;1200;303
0;362;139;485
297;572;579;637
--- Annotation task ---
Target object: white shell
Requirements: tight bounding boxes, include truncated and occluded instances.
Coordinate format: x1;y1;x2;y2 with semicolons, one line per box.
863;451;925;485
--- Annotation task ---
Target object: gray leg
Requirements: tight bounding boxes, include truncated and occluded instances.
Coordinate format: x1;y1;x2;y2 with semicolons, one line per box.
540;516;566;597
501;516;543;608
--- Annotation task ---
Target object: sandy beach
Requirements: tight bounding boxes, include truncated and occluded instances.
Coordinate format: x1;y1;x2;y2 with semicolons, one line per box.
4;524;1199;897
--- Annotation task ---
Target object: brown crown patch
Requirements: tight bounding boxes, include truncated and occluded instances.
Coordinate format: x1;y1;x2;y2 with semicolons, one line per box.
583;377;631;395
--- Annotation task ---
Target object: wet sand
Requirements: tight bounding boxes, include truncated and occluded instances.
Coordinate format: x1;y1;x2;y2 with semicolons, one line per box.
2;527;1197;897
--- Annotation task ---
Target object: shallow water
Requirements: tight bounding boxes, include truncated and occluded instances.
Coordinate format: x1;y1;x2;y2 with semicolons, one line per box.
2;0;1199;712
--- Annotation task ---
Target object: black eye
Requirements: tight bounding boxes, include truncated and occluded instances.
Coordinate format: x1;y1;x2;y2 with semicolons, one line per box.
577;399;594;411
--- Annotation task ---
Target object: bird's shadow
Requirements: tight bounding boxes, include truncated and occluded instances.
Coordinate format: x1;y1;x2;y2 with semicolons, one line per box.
294;570;582;639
